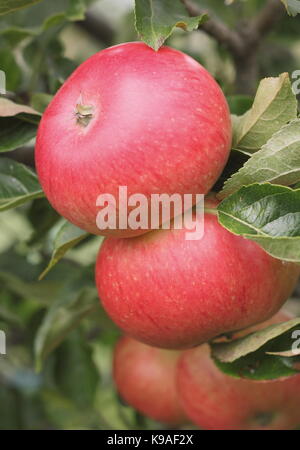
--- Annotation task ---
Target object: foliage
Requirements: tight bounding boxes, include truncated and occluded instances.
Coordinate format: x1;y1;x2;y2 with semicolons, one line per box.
134;0;207;50
0;0;300;430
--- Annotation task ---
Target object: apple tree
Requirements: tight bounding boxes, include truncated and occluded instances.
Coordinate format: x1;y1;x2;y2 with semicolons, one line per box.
0;0;300;430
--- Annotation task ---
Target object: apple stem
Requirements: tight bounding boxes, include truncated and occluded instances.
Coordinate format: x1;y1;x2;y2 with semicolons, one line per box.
75;103;94;127
204;207;218;216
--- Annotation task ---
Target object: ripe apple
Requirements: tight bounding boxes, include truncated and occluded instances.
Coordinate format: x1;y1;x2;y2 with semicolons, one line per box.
95;201;300;349
177;311;300;430
113;336;187;425
35;42;231;237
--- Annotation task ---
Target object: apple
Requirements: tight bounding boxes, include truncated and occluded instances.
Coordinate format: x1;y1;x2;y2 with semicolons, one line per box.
95;200;300;349
113;336;187;425
35;42;231;237
177;311;300;430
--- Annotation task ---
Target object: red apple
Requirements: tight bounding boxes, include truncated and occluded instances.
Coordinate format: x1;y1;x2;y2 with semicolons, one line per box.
35;42;231;237
113;336;187;425
95;201;300;349
177;311;300;430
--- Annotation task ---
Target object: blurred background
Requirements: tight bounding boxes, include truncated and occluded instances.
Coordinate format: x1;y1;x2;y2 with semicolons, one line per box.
0;0;300;430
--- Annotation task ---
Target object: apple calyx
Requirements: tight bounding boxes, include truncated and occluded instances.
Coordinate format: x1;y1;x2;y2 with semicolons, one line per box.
75;103;94;127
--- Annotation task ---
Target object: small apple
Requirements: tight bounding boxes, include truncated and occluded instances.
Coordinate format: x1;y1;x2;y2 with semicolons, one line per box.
35;42;231;237
113;336;187;425
96;201;300;349
177;311;300;430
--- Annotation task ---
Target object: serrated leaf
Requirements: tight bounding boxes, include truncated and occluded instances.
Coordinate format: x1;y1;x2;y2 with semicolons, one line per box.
218;183;300;262
211;318;300;380
39;221;89;280
34;286;98;370
0;158;44;211
0;0;42;16
281;0;300;16
219;120;300;199
134;0;207;51
233;73;297;154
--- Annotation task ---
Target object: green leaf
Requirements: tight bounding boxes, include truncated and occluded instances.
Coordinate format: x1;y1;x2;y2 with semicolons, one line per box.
0;98;40;152
0;158;44;212
0;386;22;429
0;303;23;325
42;12;65;30
233;73;297;154
226;95;253;116
39;221;89;280
212;318;300;363
47;56;77;89
27;198;60;244
211;318;300;380
55;331;98;407
134;0;207;51
41;0;86;30
0;27;35;47
213;352;298;380
30;93;53;113
34;286;98;370
0;271;63;305
0;0;42;16
41;388;103;429
281;0;300;16
0;49;22;91
66;0;86;21
0;116;38;152
0;0;88;48
217;183;300;262
219;120;300;199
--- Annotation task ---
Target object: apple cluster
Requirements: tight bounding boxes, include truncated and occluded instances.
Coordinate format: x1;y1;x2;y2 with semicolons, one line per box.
114;311;300;430
35;42;300;430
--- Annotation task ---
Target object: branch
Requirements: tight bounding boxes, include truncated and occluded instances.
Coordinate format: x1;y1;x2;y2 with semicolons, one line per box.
181;0;245;56
77;11;115;46
249;0;286;40
182;0;287;94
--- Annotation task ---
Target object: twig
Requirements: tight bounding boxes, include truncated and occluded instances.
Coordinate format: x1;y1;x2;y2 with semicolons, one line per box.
181;0;245;57
182;0;286;94
249;0;286;41
77;11;115;46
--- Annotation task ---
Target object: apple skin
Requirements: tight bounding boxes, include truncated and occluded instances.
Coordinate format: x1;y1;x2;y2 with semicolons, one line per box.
95;204;300;349
35;42;231;237
113;336;187;425
177;311;300;430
